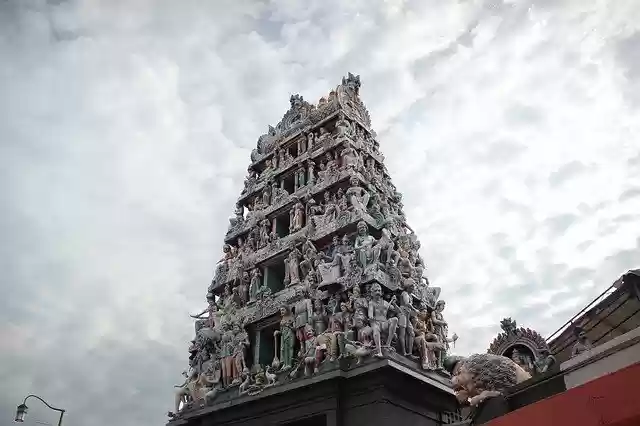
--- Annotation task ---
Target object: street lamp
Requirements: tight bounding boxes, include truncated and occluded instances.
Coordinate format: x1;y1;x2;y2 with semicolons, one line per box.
14;395;65;426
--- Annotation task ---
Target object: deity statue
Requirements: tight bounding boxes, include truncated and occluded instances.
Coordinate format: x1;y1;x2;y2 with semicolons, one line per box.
232;323;249;383
190;293;218;330
293;289;314;356
431;300;457;370
368;282;399;358
249;267;261;303
397;279;417;356
346;175;370;215
571;327;593;358
534;348;556;374
335;112;352;139
306;131;315;152
354;221;380;272
291;201;305;232
236;271;250;307
284;247;302;286
312;298;328;335
307;160;316;186
414;310;443;370
340;144;359;170
510;348;534;375
258;218;270;248
274;306;295;371
172;370;195;414
296;166;306;189
322;191;338;224
262;185;271;207
305;198;324;230
317;127;331;148
220;323;237;387
350;285;371;343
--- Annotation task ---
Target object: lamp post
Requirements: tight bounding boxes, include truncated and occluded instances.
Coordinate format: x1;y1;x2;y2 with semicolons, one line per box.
14;395;65;426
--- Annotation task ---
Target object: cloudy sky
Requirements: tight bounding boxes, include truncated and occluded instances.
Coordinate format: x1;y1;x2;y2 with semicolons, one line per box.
1;0;639;424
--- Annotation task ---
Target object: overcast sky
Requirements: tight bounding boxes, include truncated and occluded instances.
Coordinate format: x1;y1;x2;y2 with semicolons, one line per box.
1;0;639;425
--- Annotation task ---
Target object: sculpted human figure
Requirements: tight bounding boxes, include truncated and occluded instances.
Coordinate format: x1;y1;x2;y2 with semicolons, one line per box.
292;201;305;232
220;323;236;387
249;268;261;303
306;131;315;152
354;221;380;271
274;306;295;371
322;191;338;224
172;370;193;414
258;218;270;248
262;185;271;207
293;289;314;355
307;160;316;185
368;282;399;357
431;300;455;369
232;323;249;384
296;166;306;189
335;111;352;139
317;127;331;147
312;298;328;335
534;348;556;374
305;199;323;230
350;285;371;343
511;348;534;374
236;272;250;307
571;327;593;358
190;294;218;330
340;144;359;170
414;310;443;370
284;247;302;286
397;280;417;356
346;176;370;215
377;226;399;266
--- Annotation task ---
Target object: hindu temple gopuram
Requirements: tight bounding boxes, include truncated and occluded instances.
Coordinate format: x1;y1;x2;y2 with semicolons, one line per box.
167;73;464;426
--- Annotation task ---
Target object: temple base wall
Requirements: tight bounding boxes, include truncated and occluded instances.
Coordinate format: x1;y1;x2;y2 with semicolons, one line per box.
169;362;460;426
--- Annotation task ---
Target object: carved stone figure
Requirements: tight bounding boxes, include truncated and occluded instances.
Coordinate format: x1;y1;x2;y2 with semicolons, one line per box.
431;300;454;370
354;221;380;272
335;111;352;139
340;144;359;170
534;348;556;374
190;294;218;330
292;201;305;232
249;268;261;303
397;280;417;356
368;282;398;357
317;126;331;148
284;247;302;287
293;290;314;355
414;310;443;370
346;176;370;215
236;271;250;307
274;306;295;371
306;131;315;152
258;218;270;248
232;324;249;383
571;327;593;358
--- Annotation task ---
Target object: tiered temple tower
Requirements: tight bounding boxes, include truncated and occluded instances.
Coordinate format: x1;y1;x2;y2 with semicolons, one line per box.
168;73;461;426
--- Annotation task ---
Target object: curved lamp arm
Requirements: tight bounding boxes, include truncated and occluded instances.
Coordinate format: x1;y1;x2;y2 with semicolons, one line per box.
16;394;65;426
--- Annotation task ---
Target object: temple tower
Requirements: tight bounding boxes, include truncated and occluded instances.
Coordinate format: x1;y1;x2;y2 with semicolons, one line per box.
168;73;461;426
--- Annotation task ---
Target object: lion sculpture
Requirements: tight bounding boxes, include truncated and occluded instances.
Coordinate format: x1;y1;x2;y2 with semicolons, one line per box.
445;353;532;407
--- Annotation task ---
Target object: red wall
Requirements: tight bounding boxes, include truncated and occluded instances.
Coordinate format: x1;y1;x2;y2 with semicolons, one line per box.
487;362;640;426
